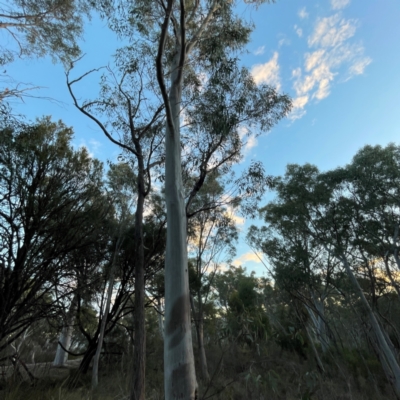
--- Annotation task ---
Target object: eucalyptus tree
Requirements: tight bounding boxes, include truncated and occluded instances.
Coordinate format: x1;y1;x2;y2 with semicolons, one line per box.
75;0;291;397
67;47;165;397
186;173;238;382
339;144;400;298
92;162;136;389
0;0;92;101
0;117;107;352
213;265;271;346
247;206;343;356
253;160;400;397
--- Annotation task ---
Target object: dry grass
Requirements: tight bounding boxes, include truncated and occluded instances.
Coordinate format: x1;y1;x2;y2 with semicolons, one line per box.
0;342;396;400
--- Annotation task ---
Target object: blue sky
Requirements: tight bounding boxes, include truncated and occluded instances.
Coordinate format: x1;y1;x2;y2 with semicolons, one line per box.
5;0;400;275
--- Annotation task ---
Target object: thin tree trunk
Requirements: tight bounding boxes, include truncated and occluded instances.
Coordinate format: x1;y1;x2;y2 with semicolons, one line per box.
53;293;78;367
157;297;165;339
305;326;325;373
132;161;146;400
190;294;210;383
163;51;197;400
92;237;121;389
340;255;400;398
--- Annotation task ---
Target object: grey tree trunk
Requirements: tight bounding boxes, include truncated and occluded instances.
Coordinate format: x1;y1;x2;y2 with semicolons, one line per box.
131;158;146;400
53;293;78;367
92;238;121;389
305;325;325;373
340;255;400;398
163;51;197;400
190;293;210;383
309;293;329;353
157;297;165;340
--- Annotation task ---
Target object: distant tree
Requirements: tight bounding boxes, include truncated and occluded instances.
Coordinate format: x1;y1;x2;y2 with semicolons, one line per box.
252;148;400;397
186;173;238;382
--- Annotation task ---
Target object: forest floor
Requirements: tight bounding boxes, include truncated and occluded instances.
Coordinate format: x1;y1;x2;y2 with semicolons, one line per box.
0;358;82;381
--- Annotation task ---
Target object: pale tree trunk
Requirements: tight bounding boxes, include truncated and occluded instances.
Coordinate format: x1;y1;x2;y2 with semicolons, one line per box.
340;255;400;398
309;293;329;353
305;325;325;373
53;293;78;367
157;1;224;397
132;159;146;400
163;50;197;399
92;237;121;389
190;294;210;383
391;224;400;271
157;297;165;339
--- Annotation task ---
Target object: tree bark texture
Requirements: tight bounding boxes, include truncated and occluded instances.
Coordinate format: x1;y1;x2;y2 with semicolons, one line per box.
164;52;197;400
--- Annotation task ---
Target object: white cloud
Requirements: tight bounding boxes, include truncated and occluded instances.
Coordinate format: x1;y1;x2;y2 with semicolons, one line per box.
294;25;303;38
238;125;249;139
298;7;309;19
290;12;371;120
348;57;372;77
251;52;281;91
225;204;245;227
289;95;309;121
331;0;350;10
232;252;263;267
278;36;291;47
308;14;357;48
244;134;258;153
254;45;265;56
77;139;102;158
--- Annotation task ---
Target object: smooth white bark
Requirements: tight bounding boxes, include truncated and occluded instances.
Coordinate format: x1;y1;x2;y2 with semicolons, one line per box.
53;294;78;367
92;237;121;389
164;52;197;400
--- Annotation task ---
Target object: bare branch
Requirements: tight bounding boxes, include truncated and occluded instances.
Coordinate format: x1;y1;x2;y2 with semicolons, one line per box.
156;0;175;135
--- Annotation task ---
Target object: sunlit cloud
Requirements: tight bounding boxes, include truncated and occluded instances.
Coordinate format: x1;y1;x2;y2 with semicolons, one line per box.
226;205;245;226
251;52;281;91
308;14;357;48
254;45;265;56
232;251;263;267
331;0;351;10
244;134;258;152
289;95;309;121
298;7;309;19
290;12;371;120
76;139;102;158
347;57;372;77
238;125;258;159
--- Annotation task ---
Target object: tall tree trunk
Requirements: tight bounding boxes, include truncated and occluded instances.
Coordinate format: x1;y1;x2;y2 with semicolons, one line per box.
305;325;325;373
53;293;78;367
92;237;121;389
163;51;197;400
131;159;146;400
157;297;165;339
190;294;210;383
340;255;400;398
309;293;329;353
